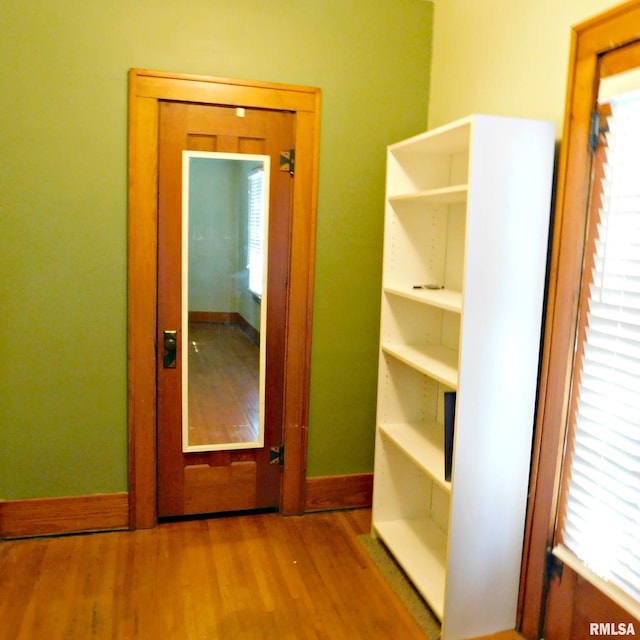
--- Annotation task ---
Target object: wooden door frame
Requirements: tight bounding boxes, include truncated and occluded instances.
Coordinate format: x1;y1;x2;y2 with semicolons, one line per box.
127;69;321;528
518;2;640;637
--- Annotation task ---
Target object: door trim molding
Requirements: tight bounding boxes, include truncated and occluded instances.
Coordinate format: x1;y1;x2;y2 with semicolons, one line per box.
127;69;321;528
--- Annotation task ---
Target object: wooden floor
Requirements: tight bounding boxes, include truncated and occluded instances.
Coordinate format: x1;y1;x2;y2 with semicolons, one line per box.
0;509;433;639
188;322;259;448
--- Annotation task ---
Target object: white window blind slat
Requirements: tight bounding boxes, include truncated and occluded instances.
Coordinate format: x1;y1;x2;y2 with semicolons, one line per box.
575;410;640;452
588;299;640;327
564;495;637;549
577;391;640;430
573;430;640;475
581;365;639;401
588;314;640;339
564;494;638;543
560;92;640;610
582;342;640;381
248;168;265;297
590;285;640;310
564;487;639;577
591;273;640;296
586;324;640;351
571;444;640;492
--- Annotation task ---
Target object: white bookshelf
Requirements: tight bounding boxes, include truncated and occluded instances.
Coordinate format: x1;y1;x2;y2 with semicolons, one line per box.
383;286;463;313
375;517;448;619
388;185;468;205
372;115;555;640
380;343;458;388
379;422;450;490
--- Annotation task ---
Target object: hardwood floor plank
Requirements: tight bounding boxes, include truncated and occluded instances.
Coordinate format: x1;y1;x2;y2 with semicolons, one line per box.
0;509;428;639
468;632;524;640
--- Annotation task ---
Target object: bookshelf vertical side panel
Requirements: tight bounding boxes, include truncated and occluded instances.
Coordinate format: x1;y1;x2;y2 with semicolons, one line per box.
443;118;554;640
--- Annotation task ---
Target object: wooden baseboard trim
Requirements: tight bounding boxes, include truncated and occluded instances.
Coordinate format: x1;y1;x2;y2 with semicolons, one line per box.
0;492;129;539
188;311;239;324
237;314;260;345
304;473;373;512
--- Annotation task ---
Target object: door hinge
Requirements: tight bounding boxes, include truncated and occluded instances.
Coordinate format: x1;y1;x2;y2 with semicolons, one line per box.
545;547;563;583
269;443;284;465
589;108;609;154
279;149;295;176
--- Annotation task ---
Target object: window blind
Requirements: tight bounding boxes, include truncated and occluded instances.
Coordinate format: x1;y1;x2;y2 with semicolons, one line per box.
559;91;640;612
248;167;264;297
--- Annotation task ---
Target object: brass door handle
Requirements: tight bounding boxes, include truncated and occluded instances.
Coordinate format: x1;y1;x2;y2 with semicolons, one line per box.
163;330;177;368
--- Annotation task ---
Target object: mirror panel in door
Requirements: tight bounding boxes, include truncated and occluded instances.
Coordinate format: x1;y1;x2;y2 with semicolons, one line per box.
181;151;270;452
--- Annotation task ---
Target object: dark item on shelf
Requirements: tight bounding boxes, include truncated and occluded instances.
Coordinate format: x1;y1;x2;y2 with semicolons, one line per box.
444;391;456;482
412;284;444;290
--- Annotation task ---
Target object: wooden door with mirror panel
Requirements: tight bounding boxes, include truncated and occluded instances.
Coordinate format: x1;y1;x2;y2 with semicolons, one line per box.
157;101;294;517
519;3;640;638
128;71;320;529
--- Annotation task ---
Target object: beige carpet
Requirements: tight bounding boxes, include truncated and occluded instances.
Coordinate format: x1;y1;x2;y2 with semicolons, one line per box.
358;534;441;640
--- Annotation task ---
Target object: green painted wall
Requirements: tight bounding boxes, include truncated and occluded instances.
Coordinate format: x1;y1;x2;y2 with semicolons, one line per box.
0;0;433;498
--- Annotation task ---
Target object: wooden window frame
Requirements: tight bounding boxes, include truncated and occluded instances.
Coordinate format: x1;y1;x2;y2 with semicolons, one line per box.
518;2;640;637
127;69;321;528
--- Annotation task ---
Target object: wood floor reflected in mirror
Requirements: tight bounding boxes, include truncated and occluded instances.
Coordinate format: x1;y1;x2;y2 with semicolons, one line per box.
187;320;259;447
